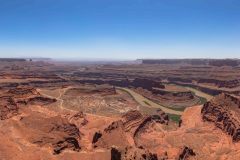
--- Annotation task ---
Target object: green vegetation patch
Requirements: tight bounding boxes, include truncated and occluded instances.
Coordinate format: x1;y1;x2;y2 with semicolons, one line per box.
143;100;151;106
166;105;186;111
168;114;181;123
198;96;207;104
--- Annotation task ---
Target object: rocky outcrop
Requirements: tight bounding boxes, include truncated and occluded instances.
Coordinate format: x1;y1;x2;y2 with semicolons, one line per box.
198;79;240;88
122;110;144;122
178;146;196;160
92;132;102;144
7;87;40;97
21;115;81;154
202;93;240;142
76;78;164;91
168;77;192;83
130;78;165;91
19;79;68;88
171;82;222;96
0;96;18;120
133;111;169;137
53;137;80;154
111;146;158;160
69;111;88;127
122;110;169;135
152;88;194;99
93;120;130;148
93;110;169;150
17;96;57;106
68;86;116;96
0;79;67;89
0;87;57;120
1;87;57;106
111;147;122;160
122;110;144;132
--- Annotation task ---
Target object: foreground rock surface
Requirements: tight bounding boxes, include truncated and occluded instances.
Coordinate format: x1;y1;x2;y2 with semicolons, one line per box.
202;93;240;142
20;114;81;154
1;86;240;159
111;146;158;160
0;96;18;120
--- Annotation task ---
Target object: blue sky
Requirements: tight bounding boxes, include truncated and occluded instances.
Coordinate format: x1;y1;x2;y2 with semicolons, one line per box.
0;0;239;59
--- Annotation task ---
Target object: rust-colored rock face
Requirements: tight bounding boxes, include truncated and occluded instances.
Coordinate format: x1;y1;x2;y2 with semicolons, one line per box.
25;96;57;105
7;87;40;98
68;86;117;96
92;110;169;159
111;146;158;160
198;79;240;88
92;132;102;144
0;87;57;106
21;115;81;154
152;88;194;99
111;147;122;160
178;146;196;160
202;93;240;142
76;78;165;91
68;111;88;127
122;110;144;132
133;111;169;138
0;96;18;120
122;110;144;122
93;110;146;146
122;110;169;135
93;120;130;148
131;78;165;90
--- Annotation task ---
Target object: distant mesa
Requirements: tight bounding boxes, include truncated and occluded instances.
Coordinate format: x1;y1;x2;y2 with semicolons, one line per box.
140;59;240;67
27;58;52;61
0;58;26;62
0;58;52;62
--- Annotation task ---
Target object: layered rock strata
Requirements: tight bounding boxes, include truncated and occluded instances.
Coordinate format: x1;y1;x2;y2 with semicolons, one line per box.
202;93;240;142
